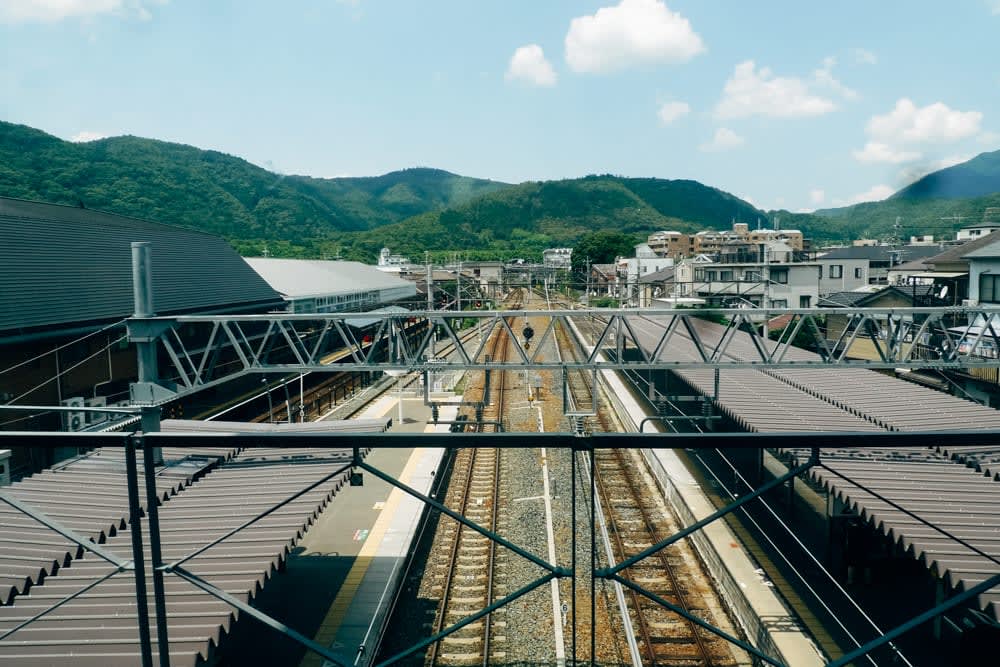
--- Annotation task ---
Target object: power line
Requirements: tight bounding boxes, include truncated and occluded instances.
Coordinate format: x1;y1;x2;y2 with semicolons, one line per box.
5;334;127;406
0;319;127;377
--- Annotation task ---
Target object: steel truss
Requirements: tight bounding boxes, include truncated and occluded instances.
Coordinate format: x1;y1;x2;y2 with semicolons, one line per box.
127;306;1000;406
2;431;999;667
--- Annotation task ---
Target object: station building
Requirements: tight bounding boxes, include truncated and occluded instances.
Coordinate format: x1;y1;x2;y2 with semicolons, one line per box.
0;196;285;472
244;258;418;314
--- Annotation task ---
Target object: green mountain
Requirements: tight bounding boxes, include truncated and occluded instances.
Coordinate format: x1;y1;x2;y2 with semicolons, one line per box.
0;121;775;260
892;150;1000;201
797;151;1000;244
0;121;508;240
338;175;767;261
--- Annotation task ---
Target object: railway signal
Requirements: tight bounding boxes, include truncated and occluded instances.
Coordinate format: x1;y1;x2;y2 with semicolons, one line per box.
523;324;535;349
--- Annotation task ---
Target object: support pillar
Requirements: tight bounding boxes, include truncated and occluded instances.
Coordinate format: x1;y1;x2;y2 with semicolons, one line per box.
131;242;162;465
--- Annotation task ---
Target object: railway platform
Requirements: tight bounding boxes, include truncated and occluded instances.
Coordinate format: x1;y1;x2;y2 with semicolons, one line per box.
299;386;452;667
588;330;828;666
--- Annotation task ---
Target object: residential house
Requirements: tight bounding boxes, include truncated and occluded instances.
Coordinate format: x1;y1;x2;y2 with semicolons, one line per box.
821;285;942;361
817;245;943;286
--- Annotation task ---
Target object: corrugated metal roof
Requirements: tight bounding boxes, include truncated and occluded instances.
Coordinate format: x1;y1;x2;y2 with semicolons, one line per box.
244;258;417;300
631;313;1000;619
0;445;356;666
0;447;232;605
0;197;283;336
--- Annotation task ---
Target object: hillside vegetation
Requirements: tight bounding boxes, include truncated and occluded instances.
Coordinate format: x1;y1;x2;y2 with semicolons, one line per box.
332;175;766;261
3;120;999;260
0;121;508;240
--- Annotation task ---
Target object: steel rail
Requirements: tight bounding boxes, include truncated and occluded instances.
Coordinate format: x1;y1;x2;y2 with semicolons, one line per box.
426;446;479;666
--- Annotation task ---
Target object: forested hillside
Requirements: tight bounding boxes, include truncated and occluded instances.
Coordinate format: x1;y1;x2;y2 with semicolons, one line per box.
0;121;508;239
7;120;997;261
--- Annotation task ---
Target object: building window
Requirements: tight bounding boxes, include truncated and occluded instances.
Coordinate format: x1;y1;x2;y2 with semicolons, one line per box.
855;267;863;279
830;265;843;278
771;299;788;308
980;274;1000;303
818;265;823;279
771;268;788;284
720;270;733;281
800;295;812;307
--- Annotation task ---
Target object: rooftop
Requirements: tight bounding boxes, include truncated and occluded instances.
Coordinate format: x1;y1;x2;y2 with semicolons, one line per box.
244;258;417;300
0;197;282;339
818;244;944;262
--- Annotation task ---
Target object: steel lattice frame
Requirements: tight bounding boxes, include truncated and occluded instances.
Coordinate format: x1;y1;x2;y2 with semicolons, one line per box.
2;431;1000;667
127;306;1000;405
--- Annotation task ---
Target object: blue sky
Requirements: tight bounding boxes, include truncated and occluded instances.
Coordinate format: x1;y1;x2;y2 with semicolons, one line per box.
2;1;998;213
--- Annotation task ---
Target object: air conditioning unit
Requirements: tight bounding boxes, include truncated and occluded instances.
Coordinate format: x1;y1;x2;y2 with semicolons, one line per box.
61;397;86;432
85;397;107;426
963;299;978;307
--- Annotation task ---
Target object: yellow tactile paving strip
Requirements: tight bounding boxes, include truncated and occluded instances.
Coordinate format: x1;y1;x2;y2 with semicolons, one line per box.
300;430;427;667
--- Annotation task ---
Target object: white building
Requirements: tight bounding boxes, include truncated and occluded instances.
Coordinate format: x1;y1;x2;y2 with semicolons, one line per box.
542;247;572;269
245;258;417;313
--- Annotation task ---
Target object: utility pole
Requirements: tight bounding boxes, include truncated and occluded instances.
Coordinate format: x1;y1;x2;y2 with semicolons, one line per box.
762;242;770;341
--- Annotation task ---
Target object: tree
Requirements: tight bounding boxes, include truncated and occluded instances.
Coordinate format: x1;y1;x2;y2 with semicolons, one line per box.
571;230;639;275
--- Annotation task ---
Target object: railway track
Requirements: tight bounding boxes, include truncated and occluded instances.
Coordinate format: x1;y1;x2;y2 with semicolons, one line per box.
554;306;741;666
424;298;518;665
425;446;504;666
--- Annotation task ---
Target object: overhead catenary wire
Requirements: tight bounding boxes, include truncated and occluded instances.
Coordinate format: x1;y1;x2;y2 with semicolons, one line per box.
700;448;913;667
5;333;128;405
0;318;127;377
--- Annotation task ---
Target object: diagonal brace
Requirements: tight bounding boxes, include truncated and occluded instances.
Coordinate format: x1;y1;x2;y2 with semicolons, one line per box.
0;490;129;570
610;573;787;667
375;572;557;667
171;565;350;667
599;457;818;576
826;572;1000;667
359;459;565;575
166;461;353;570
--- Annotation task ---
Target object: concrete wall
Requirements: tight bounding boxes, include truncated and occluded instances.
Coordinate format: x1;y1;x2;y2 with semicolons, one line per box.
968;256;1000;304
817;258;869;294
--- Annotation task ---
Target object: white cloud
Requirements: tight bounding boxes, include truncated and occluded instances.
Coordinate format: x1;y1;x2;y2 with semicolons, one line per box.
812;56;857;100
991;1;1000;15
69;131;106;142
714;60;840;119
852;48;877;65
505;44;557;87
867;98;983;145
699;127;744;152
564;0;704;74
897;154;972;186
657;100;690;125
852;141;922;164
809;189;825;205
852;99;983;164
0;1;165;24
836;184;894;207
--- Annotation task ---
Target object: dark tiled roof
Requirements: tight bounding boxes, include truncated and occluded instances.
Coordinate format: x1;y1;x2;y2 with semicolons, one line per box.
639;266;676;283
820;285;936;308
820;245;944;262
591;264;617;278
818;291;871;307
0;197;282;337
959;235;1000;259
924;233;1000;266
